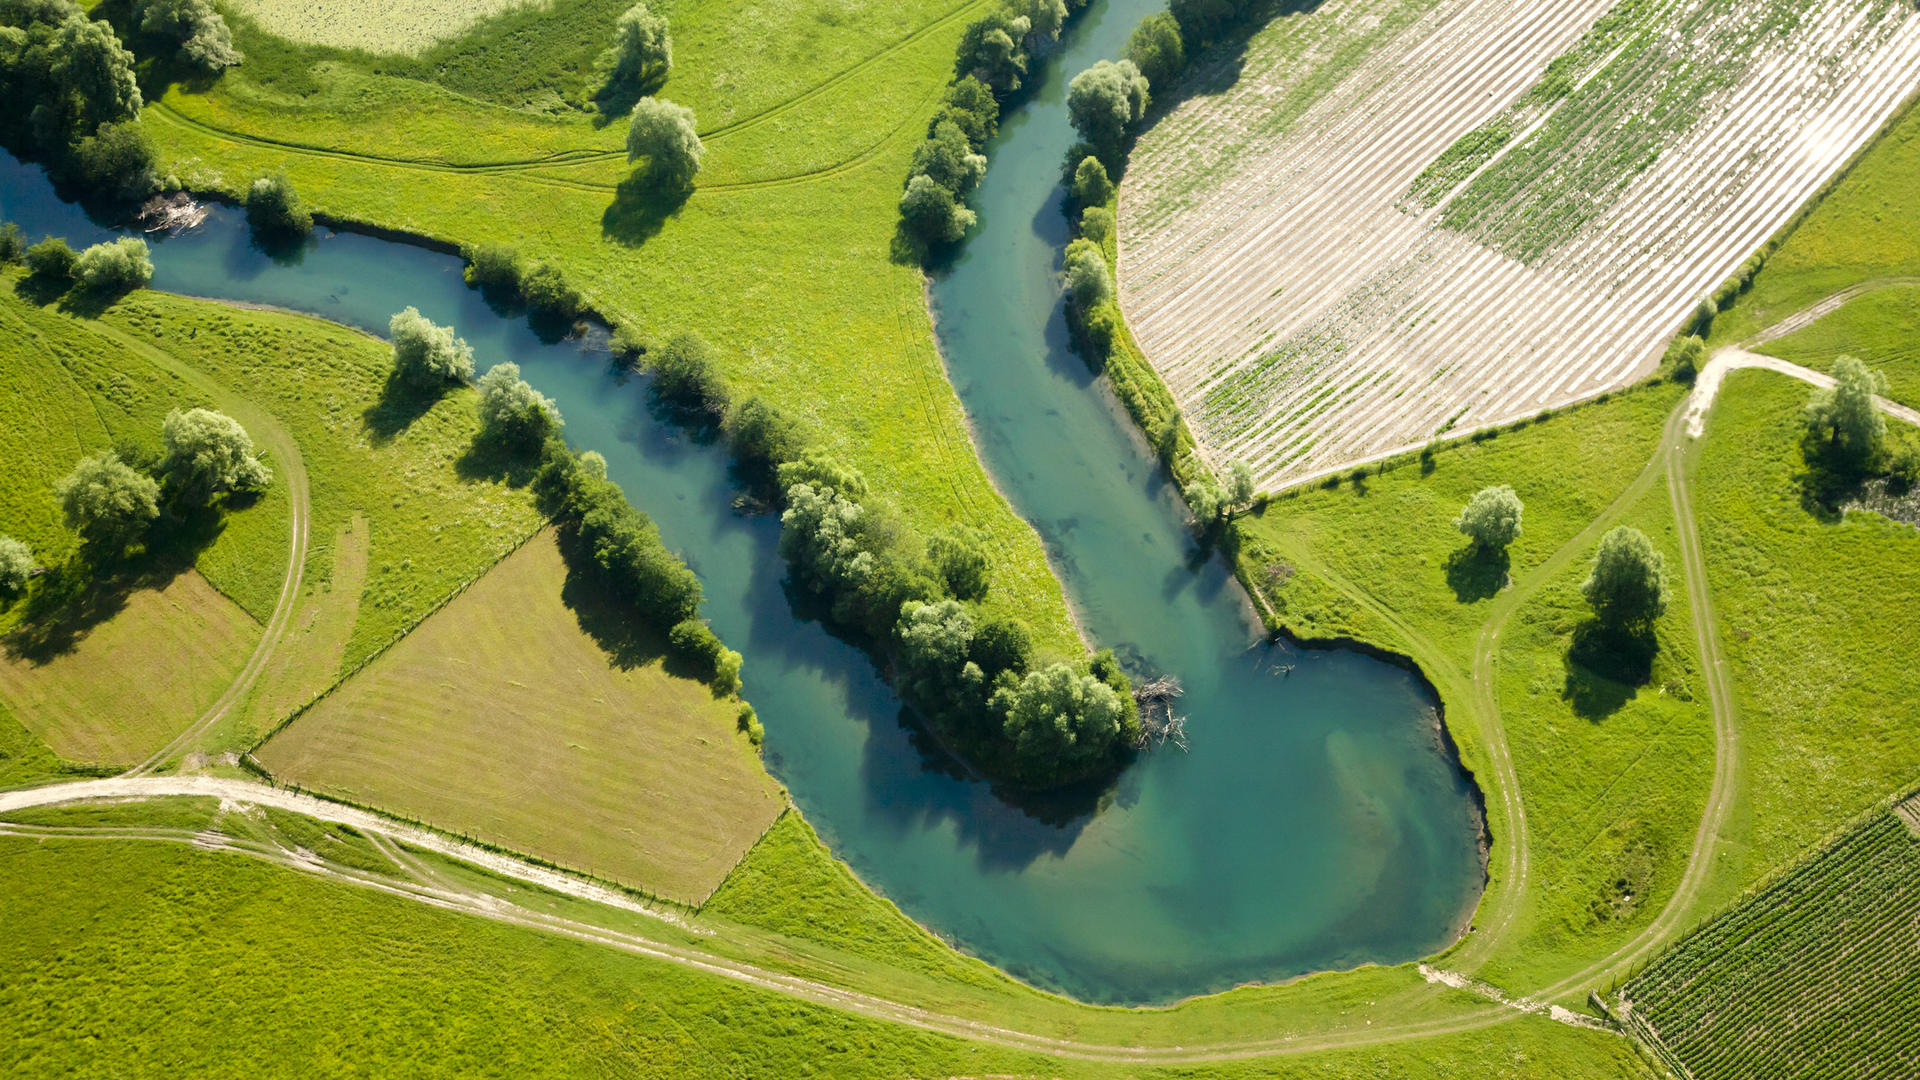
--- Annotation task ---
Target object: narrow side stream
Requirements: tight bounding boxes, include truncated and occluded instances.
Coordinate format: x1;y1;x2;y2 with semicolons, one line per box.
2;7;1481;998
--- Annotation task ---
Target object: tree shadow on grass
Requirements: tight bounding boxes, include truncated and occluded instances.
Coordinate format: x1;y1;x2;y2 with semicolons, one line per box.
455;435;542;488
360;377;444;446
553;527;669;673
3;504;229;665
589;71;666;129
1795;431;1875;522
602;175;691;247
1561;620;1657;721
1445;543;1509;603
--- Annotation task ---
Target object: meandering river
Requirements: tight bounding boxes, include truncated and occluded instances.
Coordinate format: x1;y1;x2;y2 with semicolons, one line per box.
0;0;1482;1003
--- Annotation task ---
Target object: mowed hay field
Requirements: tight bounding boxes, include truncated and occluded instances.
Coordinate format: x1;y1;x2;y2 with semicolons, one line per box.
0;574;257;766
257;529;785;902
1119;0;1920;490
1619;802;1920;1080
0;285;282;767
224;0;545;54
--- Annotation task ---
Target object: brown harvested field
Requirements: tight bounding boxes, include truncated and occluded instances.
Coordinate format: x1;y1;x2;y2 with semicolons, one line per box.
256;529;786;904
0;571;260;766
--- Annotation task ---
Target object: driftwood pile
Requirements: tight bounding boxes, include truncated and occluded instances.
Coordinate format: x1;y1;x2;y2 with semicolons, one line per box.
1133;675;1188;752
138;192;208;236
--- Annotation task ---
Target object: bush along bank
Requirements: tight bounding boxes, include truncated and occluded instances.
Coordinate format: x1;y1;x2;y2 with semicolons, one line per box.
614;319;1142;790
0;0;246;204
896;0;1101;258
1056;4;1267;537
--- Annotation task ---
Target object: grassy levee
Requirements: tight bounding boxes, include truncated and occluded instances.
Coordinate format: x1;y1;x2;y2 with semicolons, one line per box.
256;529;784;903
1758;283;1920;407
1619;801;1920;1080
0;807;1655;1077
1691;370;1920;874
145;0;1082;660
1707;94;1920;349
1232;384;1724;994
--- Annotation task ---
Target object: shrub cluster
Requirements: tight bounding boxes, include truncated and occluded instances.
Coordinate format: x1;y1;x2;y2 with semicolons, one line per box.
0;0;227;199
598;2;670;91
245;173;311;239
459;243;585;322
132;0;240;73
24;234;153;294
49;405;271;557
899;0;1095;254
624;320;1140;785
390;306;475;389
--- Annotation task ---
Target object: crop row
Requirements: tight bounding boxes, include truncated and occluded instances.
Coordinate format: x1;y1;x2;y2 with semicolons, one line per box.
1622;812;1920;1080
1118;0;1920;489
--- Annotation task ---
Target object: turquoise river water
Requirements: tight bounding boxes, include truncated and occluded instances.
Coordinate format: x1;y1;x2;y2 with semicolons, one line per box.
0;0;1482;1004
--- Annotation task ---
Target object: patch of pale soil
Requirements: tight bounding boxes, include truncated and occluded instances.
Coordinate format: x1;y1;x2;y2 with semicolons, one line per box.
1419;964;1612;1030
225;0;549;55
1686;348;1920;439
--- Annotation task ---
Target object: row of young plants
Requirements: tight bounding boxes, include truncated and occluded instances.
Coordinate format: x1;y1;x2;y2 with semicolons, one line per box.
1055;1;1269;527
1620;807;1920;1079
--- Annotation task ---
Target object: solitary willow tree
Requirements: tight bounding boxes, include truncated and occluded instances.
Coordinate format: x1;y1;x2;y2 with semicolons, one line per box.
627;98;703;190
1582;526;1668;628
1456;484;1523;551
601;2;671;87
1806;354;1888;462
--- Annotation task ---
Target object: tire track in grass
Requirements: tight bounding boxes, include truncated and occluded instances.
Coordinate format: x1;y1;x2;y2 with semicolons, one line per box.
47;317;317;779
146;0;986;181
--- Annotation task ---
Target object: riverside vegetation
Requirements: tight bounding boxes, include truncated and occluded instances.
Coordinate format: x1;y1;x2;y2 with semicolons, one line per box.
3;0;1919;1072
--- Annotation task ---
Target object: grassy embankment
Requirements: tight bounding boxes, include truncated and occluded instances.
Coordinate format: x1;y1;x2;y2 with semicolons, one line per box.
142;0;1085;661
0;802;1652;1078
257;529;783;903
0;278;542;777
1232;384;1721;994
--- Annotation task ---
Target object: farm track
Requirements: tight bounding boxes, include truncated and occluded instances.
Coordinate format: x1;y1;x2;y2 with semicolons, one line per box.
0;776;1546;1065
1119;0;1920;490
8;300;1909;1062
148;0;985;193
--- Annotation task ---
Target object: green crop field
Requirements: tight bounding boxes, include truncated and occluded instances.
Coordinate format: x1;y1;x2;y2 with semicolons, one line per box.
1619;802;1920;1080
257;529;784;902
142;0;1084;662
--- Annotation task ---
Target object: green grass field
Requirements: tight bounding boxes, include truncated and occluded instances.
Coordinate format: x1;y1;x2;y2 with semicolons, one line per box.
145;0;1083;662
1691;369;1920;873
257;529;784;902
1757;283;1920;407
0;807;1653;1078
1620;802;1920;1080
1235;384;1718;993
1708;97;1920;347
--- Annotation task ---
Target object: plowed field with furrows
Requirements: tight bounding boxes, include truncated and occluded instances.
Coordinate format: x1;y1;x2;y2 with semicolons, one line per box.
1119;0;1920;490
